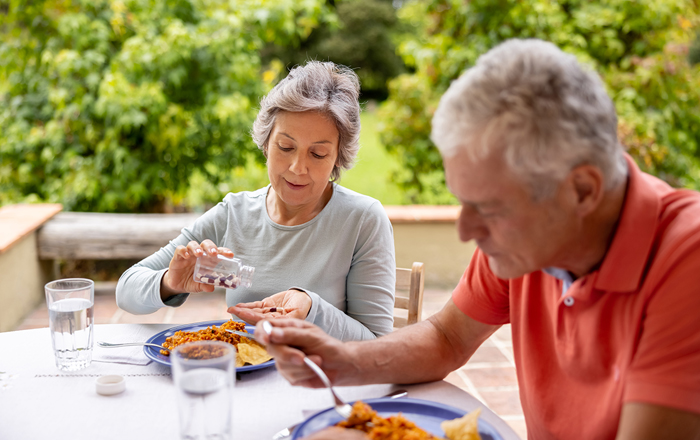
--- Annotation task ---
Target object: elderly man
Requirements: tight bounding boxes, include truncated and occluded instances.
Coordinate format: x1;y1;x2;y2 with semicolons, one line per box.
256;39;700;439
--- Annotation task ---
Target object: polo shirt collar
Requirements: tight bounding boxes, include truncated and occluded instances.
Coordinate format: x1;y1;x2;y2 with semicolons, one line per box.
593;154;661;293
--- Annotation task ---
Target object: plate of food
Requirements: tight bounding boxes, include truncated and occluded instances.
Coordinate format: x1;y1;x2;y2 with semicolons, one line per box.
292;398;503;440
144;319;275;372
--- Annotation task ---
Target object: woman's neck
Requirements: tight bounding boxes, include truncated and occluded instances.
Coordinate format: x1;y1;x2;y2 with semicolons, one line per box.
266;182;334;226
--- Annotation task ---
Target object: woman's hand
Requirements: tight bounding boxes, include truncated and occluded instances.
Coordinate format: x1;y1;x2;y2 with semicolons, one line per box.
228;289;312;324
160;240;234;300
303;427;367;439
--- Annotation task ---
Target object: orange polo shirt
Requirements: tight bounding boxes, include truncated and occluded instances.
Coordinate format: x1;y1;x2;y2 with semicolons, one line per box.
453;156;700;439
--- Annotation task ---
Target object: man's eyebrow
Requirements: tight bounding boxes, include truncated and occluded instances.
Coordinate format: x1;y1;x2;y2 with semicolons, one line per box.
464;200;502;209
278;132;333;145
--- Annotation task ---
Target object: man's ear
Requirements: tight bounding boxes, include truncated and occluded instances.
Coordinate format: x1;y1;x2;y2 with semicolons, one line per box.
569;165;604;217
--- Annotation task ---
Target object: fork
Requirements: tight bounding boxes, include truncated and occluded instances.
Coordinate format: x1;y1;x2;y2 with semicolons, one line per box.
224;329;259;342
257;321;350;427
271;388;407;440
302;357;353;419
97;341;170;352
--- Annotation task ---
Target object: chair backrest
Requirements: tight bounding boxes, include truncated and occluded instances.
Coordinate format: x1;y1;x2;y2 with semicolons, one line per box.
394;262;425;328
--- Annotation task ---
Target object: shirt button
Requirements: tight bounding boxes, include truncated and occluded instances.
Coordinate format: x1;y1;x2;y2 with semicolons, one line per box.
564;296;575;307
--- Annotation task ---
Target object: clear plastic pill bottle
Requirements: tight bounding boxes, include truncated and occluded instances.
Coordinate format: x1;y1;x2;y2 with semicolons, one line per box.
193;254;255;289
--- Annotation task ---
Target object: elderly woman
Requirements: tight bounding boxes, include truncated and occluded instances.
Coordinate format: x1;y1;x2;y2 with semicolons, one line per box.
116;61;395;341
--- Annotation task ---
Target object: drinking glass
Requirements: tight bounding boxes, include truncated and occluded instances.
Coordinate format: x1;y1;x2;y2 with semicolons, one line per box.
172;341;235;440
44;278;94;371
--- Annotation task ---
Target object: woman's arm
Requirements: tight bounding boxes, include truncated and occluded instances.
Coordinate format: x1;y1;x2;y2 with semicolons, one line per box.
116;237;188;314
306;201;396;341
116;202;229;314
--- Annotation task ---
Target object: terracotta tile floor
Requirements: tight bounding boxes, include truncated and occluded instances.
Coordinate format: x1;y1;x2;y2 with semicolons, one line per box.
14;287;527;439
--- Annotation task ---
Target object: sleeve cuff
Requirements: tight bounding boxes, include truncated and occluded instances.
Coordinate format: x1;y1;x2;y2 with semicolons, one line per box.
158;269;190;308
289;286;319;323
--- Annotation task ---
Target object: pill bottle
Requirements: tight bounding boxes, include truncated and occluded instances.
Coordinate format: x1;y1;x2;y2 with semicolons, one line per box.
193;254;255;289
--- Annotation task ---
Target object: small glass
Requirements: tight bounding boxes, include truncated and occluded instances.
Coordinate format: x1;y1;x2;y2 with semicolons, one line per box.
45;278;94;371
193;253;254;289
172;341;236;440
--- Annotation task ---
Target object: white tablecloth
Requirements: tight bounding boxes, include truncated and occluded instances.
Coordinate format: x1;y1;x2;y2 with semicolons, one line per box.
0;324;519;440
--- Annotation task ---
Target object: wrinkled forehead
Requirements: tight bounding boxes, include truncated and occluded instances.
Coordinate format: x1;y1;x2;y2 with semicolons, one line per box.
444;147;527;200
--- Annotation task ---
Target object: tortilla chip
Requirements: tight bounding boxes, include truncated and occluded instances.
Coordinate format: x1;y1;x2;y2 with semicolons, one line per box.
237;341;273;366
441;408;482;440
235;355;245;368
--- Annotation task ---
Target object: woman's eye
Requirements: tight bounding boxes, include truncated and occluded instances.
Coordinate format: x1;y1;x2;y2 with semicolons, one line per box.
312;153;327;159
277;144;293;152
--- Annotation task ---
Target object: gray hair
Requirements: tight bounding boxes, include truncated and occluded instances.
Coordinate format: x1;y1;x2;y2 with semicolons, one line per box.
431;38;627;198
252;61;361;181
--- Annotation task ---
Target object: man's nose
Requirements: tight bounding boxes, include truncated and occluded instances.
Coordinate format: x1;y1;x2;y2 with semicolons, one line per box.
457;206;488;242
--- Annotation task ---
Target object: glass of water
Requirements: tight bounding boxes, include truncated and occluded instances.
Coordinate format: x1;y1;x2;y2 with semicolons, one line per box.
172;341;235;440
44;278;94;371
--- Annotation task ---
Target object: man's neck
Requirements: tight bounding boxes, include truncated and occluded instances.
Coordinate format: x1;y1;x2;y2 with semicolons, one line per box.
559;179;628;279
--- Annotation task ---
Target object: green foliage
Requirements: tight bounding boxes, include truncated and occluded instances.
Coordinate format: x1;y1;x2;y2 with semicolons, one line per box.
338;109;405;204
380;0;700;202
0;0;331;212
690;31;700;65
263;0;405;100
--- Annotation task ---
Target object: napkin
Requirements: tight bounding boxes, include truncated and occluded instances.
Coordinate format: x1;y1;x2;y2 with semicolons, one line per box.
92;326;155;366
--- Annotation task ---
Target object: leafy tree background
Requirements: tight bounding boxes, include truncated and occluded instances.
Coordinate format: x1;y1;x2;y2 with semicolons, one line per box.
2;0;700;210
0;0;332;212
379;0;700;203
262;0;405;100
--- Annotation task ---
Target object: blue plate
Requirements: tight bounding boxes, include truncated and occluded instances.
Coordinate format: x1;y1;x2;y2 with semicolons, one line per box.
292;397;504;440
144;319;275;373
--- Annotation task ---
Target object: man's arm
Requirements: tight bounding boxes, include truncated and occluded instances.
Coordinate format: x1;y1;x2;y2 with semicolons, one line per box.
616;402;700;440
257;298;500;387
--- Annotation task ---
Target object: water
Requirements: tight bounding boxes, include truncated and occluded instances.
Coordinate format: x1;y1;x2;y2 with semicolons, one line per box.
49;298;94;371
177;368;234;440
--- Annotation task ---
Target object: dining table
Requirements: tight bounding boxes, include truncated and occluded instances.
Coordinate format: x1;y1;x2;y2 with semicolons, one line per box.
0;323;521;440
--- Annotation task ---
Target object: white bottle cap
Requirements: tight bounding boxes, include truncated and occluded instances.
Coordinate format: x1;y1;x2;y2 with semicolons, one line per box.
95;375;126;396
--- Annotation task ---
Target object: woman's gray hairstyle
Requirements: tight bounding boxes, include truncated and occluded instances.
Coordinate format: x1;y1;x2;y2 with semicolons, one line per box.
252;61;361;181
431;38;627;198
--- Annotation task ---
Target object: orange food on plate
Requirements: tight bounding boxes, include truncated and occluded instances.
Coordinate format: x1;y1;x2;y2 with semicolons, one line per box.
160;320;272;367
161;320;247;356
335;401;482;440
336;401;441;440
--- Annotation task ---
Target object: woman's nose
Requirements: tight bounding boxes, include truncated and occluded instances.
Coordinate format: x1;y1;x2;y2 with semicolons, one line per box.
289;153;307;175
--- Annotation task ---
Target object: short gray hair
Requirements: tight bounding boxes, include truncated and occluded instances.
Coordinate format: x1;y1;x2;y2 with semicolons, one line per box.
431;38;627;198
252;61;361;181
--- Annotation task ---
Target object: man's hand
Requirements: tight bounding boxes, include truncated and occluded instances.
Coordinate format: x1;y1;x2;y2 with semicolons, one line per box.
302;427;367;440
254;318;358;387
161;240;234;301
254;299;500;389
228;289;312;325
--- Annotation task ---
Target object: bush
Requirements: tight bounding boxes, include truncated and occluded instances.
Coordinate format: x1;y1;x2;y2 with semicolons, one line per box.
380;0;700;202
0;0;331;212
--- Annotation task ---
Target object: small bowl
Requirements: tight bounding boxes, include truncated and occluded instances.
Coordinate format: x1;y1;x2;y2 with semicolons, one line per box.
95;375;126;396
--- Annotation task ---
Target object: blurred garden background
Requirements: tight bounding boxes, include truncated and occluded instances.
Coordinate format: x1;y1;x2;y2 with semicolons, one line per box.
2;0;700;212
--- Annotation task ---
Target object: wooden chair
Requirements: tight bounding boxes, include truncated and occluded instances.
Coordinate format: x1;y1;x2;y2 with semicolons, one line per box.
394;262;425;328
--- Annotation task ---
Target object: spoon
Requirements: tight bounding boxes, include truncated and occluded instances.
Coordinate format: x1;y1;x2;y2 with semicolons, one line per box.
97;341;170;352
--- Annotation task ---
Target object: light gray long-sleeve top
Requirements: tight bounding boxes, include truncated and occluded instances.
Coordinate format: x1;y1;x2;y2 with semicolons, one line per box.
116;184;396;341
